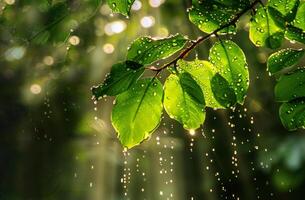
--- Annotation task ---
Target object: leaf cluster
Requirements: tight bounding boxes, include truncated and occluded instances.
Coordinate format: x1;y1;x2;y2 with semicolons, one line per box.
93;0;305;148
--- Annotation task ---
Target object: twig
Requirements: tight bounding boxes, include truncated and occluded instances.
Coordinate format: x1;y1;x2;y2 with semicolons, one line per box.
147;0;261;72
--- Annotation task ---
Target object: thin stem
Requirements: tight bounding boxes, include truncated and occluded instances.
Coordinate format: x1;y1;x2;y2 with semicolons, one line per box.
28;13;69;42
147;0;261;72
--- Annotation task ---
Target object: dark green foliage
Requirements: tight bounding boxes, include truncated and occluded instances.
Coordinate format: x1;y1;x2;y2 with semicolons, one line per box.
30;2;70;44
92;61;144;99
275;68;305;102
285;25;305;44
280;99;305;130
210;73;237;108
267;48;305;74
275;67;305;130
5;0;103;44
127;34;188;65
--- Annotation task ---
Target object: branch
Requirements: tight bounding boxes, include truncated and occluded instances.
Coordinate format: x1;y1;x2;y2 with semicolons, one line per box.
148;0;261;72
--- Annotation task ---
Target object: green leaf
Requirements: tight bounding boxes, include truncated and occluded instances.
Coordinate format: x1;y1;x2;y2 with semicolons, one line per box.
275;67;305;131
107;0;135;16
267;1;305;45
268;0;300;22
292;1;305;30
267;48;305;75
212;0;250;7
127;34;188;65
279;99;305;131
189;0;249;34
249;5;284;49
178;59;235;108
111;78;163;148
163;73;206;130
179;73;205;106
209;40;249;104
91;61;144;99
285;25;305;44
178;60;218;108
210;73;237;108
267;6;287;29
275;68;305;102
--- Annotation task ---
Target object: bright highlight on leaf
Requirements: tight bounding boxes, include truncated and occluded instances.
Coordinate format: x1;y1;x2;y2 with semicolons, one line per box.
178;60;220;108
209;40;249;104
265;0;305;45
268;0;300;22
164;73;206;130
189;0;250;34
250;5;284;49
292;1;305;30
178;59;236;109
111;78;163;148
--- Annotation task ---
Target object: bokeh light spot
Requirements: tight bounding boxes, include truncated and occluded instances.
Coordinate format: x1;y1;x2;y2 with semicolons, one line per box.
103;43;115;54
140;16;155;28
69;35;80;46
30;84;42;95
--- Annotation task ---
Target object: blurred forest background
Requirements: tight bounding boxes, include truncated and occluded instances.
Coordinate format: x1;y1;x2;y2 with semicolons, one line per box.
1;0;305;199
